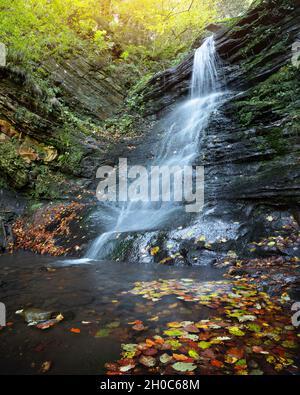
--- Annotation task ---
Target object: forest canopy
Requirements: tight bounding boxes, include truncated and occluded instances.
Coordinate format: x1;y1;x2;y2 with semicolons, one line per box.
0;0;253;73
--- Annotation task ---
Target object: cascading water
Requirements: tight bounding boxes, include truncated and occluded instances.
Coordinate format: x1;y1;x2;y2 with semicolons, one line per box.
83;36;226;261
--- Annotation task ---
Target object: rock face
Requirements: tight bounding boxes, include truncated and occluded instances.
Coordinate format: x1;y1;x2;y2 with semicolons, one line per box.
0;50;131;251
45;56;124;121
0;51;130;197
143;0;300;210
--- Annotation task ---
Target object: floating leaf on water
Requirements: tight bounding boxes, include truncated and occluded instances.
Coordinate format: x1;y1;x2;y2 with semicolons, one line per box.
183;334;199;341
122;344;138;352
282;340;297;349
213;336;231;341
172;362;197;372
238;315;257;323
164;329;184;337
165;339;182;350
157;353;171;364
145;339;156;347
188;350;200;360
247;323;261;333
252;346;268;354
181;279;194;282
225;355;238;364
183;324;199;333
211;359;224;368
228;326;245;336
148;316;159;322
120;364;135;372
95;328;110;338
139;355;156;367
227;347;244;359
167;322;182;328
70;328;80;334
235;359;247;367
132;323;147;331
198;341;212;349
144;348;158;356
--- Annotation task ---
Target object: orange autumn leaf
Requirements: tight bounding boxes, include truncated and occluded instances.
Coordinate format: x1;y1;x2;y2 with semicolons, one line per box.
199;333;211;340
167;322;182;328
227;347;244;359
128;320;143;325
211;359;224;368
70;328;81;334
132;323;146;331
173;353;189;361
106;371;122;375
146;339;156;347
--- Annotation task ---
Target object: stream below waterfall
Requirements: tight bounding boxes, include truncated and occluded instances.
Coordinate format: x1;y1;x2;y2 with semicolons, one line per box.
0;252;225;374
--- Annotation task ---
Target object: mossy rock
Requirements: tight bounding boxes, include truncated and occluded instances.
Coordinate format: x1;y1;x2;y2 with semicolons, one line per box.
0;140;29;189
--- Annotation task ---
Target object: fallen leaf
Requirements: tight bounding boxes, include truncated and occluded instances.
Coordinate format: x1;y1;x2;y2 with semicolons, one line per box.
228;326;245;336
95;328;110;337
139;355;156;367
70;328;80;334
198;341;212;349
172;362;197;372
40;361;52;373
173;353;189;361
211;359;224;368
160;353;173;364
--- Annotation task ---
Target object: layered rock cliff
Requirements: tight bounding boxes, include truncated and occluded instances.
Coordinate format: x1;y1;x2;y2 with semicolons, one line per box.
143;0;300;210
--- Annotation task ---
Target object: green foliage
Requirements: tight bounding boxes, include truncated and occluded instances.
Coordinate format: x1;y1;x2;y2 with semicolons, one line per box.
56;126;84;172
0;0;252;76
104;114;137;135
32;166;66;199
0;139;29;189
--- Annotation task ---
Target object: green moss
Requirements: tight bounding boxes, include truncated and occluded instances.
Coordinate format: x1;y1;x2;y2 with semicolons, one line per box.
0;140;29;189
242;37;288;74
0;177;8;189
32;166;66;199
56;127;84;171
27;201;44;213
104;113;140;135
261;127;287;155
237;65;300;127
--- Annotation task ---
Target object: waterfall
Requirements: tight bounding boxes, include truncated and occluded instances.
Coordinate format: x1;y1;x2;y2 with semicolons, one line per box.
191;36;219;98
84;36;225;261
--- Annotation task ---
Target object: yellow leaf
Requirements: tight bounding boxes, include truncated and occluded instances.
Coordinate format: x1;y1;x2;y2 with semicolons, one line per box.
150;246;160;256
